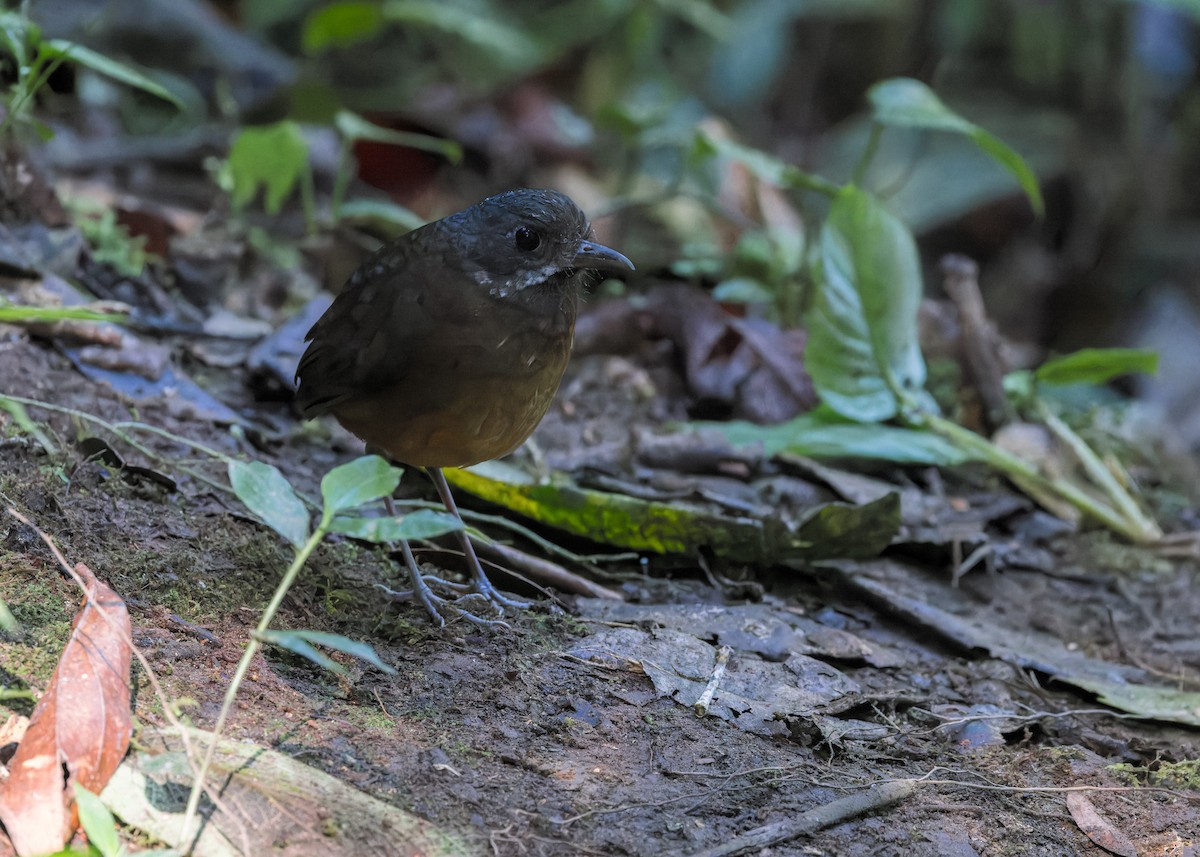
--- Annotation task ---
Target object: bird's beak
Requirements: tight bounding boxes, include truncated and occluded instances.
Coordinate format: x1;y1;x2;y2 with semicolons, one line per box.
573;240;635;275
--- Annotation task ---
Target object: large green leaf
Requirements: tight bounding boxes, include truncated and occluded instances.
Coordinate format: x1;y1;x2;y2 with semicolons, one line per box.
320;455;402;517
302;1;385;53
382;1;542;70
228;460;310;548
701;413;971;465
75;785;121;857
328;509;462;543
446;463;898;562
228;121;309;214
806;185;926;421
867;77;1043;217
1034;347;1159;386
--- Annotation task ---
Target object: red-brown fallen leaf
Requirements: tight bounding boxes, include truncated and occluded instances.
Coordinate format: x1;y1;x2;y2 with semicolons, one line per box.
0;563;133;857
1066;791;1138;857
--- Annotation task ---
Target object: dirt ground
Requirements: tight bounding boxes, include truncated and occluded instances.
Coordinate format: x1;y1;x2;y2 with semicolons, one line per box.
2;318;1199;857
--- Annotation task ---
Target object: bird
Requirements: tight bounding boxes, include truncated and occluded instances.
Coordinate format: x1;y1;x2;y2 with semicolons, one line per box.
294;188;634;625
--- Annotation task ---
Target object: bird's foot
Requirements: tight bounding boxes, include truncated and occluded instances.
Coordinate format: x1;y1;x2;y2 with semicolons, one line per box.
375;580;510;629
469;571;531;611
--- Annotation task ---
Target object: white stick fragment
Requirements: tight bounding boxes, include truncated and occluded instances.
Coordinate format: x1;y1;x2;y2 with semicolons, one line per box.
694;645;733;716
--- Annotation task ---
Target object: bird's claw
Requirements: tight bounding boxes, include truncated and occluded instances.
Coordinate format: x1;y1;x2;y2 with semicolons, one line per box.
375;580;512;629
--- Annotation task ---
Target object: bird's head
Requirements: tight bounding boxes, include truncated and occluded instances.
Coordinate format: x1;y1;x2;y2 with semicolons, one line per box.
446;188;634;298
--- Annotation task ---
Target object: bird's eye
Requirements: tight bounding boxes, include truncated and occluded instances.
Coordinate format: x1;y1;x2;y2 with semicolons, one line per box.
514;226;541;252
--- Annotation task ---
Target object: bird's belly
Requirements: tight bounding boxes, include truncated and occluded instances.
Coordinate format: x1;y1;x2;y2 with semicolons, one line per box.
331;345;571;468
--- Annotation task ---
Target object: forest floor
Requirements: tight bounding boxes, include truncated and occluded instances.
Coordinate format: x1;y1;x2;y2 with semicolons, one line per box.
2;302;1199;856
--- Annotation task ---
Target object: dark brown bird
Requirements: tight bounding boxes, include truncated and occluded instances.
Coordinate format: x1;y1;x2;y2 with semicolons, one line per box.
295;188;633;625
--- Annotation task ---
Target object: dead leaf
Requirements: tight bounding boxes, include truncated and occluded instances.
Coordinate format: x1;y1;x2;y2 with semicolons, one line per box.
1066;792;1138;857
0;563;132;856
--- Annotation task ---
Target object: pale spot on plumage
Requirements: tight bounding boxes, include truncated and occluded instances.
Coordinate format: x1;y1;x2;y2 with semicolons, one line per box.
488;262;562;298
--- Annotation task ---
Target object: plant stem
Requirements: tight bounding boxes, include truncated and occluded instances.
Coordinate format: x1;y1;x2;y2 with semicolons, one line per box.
178;515;329;846
919;412;1158;544
852;122;885;185
1038;405;1162;540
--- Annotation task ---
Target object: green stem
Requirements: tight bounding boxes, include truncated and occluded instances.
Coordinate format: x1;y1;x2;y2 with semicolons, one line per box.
920;412;1156;544
852;122;885;185
785;169;841;198
178;515;330;845
1037;405;1161;540
0;394;230;495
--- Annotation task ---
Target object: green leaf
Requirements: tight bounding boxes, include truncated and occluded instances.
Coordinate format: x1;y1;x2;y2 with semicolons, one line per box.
446;463;898;562
807;185;926;421
381;1;541;70
328;509;462;543
335;110;462;162
0;300;128;325
0;596;19;636
703;414;972;465
1034;348;1159;387
43;39;183;108
302;1;385;53
712;277;775;305
867;77;1043;217
228;121;310;214
260;629;397;675
336;197;426;232
320;455;403;517
228;459;310;548
0;11;32;70
0;394;57;455
75;784;121;857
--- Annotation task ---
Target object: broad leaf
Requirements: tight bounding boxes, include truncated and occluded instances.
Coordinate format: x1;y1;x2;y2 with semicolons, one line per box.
1034;348;1159;386
302;1;385;53
320;455;403;516
703;414;971;465
228;460;310;548
228;121;309;214
807;185;926;421
260;629;397;675
446;463;898;562
868;77;1043;217
382;1;541;70
712;277;775;305
43;39;182;108
328;509;462;543
75;785;121;857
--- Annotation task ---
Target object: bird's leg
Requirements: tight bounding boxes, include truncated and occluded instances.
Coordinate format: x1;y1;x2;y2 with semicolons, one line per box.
379;496;507;628
426;466;531;611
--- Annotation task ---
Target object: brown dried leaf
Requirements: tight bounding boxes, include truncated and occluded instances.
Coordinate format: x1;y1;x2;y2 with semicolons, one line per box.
0;564;132;857
1066;791;1138;857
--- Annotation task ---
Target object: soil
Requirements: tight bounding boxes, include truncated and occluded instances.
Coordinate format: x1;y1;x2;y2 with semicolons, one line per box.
2;319;1198;857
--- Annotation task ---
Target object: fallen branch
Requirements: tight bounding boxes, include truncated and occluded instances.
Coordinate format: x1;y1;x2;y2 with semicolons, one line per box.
680;779;920;857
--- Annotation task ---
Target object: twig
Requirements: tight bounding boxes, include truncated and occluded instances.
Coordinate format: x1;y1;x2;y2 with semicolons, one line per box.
680;779;920;857
939;254;1016;431
474;540;623;600
694;645;732;716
